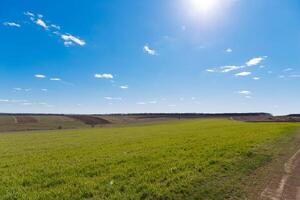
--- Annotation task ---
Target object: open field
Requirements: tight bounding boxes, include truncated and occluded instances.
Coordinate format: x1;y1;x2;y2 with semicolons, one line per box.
1;113;300;133
0;119;299;200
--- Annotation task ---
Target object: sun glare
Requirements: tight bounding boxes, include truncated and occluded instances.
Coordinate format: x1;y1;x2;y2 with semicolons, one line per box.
191;0;218;13
187;0;224;18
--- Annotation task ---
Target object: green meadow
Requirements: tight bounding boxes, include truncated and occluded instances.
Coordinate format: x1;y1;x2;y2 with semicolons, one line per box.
0;119;299;200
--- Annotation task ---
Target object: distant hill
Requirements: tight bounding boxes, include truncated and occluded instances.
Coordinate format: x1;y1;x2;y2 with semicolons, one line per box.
288;114;300;117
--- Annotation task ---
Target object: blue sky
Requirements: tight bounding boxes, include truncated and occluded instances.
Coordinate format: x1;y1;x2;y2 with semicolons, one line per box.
0;0;300;115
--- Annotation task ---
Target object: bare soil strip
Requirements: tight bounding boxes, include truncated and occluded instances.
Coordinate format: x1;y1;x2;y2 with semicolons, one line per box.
15;116;38;124
67;115;111;126
261;131;300;200
233;116;300;123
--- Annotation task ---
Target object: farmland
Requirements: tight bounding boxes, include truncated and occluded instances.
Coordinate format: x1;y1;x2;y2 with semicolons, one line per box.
0;119;299;200
0;115;88;132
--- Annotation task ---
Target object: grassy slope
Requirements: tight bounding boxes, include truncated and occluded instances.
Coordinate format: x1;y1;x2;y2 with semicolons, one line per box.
0;119;299;200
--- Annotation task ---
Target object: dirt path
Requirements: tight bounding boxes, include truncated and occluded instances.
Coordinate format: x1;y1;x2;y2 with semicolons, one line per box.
261;132;300;200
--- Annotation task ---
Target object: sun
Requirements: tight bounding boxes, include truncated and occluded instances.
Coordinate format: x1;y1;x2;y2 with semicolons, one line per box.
184;0;227;20
189;0;221;16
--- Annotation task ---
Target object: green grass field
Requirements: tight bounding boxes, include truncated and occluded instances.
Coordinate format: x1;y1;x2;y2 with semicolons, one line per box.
0;119;299;200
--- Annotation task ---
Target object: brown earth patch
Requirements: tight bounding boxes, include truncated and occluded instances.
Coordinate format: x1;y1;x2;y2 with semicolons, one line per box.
67;115;111;126
233;116;300;123
260;146;300;200
15;116;38;124
245;129;300;200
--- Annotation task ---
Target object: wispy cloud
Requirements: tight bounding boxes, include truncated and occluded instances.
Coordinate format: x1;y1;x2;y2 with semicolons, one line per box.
61;34;86;46
24;11;86;47
50;24;60;30
13;88;22;91
206;69;215;73
95;73;114;79
221;65;243;73
226;48;232;53
235;72;252;77
35;18;48;29
24;11;35;17
21;102;33;106
238;90;253;99
0;99;9;103
206;56;266;76
246;57;266;67
284;68;293;72
290;74;300;78
120;85;129;89
13;88;31;92
50;78;61;81
35;74;46;79
3;22;21;28
206;65;244;73
136;100;157;105
104;97;122;101
253;77;260;80
238;90;252;95
144;45;157;55
168;104;176;107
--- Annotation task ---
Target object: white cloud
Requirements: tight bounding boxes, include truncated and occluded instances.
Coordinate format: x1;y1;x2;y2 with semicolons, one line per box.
35;19;48;29
206;65;245;73
290;75;300;78
51;24;61;30
143;45;156;55
63;41;73;47
0;99;9;103
148;101;157;104
61;34;86;46
24;12;85;47
95;73;113;79
206;69;215;73
104;97;122;101
50;78;61;81
3;22;21;28
221;65;243;73
35;74;46;79
238;90;252;95
283;68;293;72
24;11;35;17
120;85;129;89
253;77;260;80
235;72;252;77
226;48;232;53
206;57;266;76
137;102;146;105
246;57;265;67
21;102;33;106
